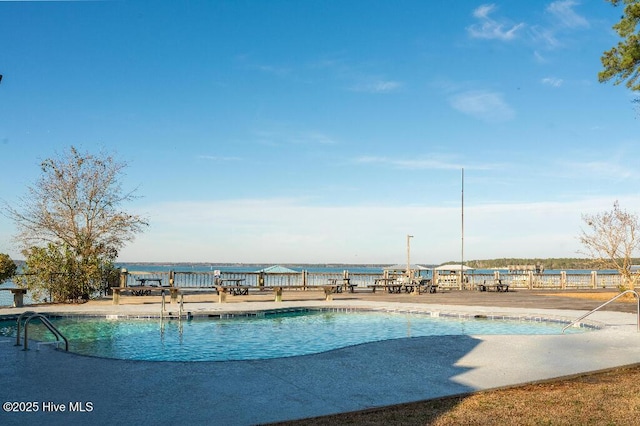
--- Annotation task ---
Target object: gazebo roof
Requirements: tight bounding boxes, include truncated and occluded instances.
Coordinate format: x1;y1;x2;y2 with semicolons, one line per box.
256;265;298;273
434;264;474;271
383;264;429;272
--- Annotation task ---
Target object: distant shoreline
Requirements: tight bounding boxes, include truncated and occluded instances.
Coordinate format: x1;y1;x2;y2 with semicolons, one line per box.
116;262;405;268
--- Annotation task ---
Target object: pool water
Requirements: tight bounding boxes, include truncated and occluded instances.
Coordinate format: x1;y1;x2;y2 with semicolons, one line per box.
0;310;589;361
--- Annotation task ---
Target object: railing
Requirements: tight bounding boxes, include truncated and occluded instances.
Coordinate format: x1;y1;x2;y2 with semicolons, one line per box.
562;290;640;333
116;270;630;292
15;311;69;351
161;291;189;319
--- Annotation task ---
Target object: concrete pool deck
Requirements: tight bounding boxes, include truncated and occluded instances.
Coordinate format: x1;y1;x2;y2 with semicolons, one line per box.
1;290;640;425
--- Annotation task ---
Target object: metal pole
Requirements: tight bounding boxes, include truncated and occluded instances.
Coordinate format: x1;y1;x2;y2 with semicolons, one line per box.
407;234;413;280
461;168;465;289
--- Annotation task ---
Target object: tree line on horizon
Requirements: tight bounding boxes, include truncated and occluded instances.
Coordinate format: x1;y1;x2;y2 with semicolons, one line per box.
458;258;640;270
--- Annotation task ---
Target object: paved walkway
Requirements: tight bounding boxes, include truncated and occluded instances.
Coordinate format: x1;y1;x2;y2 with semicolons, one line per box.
1;290;639;425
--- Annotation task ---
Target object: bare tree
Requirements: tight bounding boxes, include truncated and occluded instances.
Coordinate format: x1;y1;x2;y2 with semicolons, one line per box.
3;146;148;301
579;201;640;290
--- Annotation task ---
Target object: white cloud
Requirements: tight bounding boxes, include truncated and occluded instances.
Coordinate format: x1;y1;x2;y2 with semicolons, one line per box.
473;4;496;20
563;160;639;181
254;129;338;146
467;3;525;41
354;156;501;172
355;156;463;170
449;90;515;122
351;80;403;94
528;1;589;51
117;195;640;264
546;0;589;29
541;77;563;87
198;155;242;162
533;51;547;63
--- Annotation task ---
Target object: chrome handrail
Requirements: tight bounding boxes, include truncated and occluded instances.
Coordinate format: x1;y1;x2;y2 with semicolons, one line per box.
15;311;37;347
562;290;640;333
20;313;69;351
161;290;187;319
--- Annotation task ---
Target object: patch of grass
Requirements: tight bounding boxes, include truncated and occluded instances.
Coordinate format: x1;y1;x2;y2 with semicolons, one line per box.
542;292;636;302
271;365;640;425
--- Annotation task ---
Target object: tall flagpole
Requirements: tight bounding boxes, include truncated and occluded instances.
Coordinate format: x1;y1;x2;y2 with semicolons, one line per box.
461;168;464;289
406;234;413;280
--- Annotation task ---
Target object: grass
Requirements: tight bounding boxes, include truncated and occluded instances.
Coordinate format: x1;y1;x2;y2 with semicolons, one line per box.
279;365;640;426
273;364;640;425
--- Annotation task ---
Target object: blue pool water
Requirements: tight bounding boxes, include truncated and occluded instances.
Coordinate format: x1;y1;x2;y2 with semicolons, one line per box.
0;310;589;361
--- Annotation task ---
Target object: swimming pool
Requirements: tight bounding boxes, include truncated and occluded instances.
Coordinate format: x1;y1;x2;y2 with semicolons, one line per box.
0;309;591;361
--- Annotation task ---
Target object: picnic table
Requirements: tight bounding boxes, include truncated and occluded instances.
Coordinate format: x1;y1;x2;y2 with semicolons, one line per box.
132;278;164;295
328;278;357;293
218;278;247;295
370;278;404;293
418;279;438;294
477;280;509;292
135;278;163;286
111;286;180;305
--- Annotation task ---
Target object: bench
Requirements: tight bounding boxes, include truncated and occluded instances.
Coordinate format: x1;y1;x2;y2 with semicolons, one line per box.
368;278;405;294
213;285;340;303
368;284;402;293
272;285;339;302
416;280;438;294
368;277;432;294
215;285;253;302
476;280;510;292
0;288;27;307
111;286;180;305
327;278;358;293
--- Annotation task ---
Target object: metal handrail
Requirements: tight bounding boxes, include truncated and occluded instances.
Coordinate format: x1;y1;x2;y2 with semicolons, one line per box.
161;290;187;319
18;313;69;351
562;290;640;333
15;311;37;347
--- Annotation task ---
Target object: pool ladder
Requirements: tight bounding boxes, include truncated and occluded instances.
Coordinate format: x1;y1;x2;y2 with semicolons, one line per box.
15;311;69;351
562;290;640;333
160;291;191;319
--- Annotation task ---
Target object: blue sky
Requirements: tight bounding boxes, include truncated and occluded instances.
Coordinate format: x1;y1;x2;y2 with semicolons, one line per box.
0;0;638;265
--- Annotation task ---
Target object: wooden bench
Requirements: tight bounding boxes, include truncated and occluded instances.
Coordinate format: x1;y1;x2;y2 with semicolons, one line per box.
215;285;252;302
0;288;27;307
111;286;180;305
272;285;339;302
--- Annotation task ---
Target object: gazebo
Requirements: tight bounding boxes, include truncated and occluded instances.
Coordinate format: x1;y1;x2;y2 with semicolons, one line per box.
256;265;298;273
383;264;430;279
433;264;474;289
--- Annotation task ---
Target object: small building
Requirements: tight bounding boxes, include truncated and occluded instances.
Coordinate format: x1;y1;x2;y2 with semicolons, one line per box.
382;264;430;279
